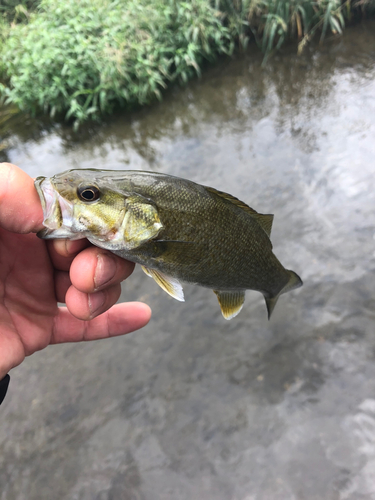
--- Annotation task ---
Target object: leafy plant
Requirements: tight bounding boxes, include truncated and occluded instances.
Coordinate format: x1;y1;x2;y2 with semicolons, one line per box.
0;0;234;127
0;0;39;22
213;0;375;59
0;0;374;125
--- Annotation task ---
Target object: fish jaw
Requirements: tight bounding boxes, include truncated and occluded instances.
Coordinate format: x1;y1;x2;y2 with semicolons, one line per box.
35;176;84;240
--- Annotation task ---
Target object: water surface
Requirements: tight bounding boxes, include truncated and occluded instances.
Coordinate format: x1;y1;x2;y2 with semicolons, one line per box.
1;21;375;500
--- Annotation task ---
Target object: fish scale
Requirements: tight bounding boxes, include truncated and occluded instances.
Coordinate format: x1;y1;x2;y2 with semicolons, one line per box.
35;169;303;320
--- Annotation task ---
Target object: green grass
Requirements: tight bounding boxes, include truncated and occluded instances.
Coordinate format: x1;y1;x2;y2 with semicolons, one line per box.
0;0;374;125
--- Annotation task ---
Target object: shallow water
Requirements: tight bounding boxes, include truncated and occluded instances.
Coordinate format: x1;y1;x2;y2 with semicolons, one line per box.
1;21;375;500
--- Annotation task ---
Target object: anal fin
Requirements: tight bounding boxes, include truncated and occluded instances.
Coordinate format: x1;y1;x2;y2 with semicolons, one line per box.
214;290;246;320
141;266;185;302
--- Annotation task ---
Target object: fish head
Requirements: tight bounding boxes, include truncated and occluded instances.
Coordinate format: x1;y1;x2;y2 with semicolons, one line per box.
35;169;129;244
35;169;163;250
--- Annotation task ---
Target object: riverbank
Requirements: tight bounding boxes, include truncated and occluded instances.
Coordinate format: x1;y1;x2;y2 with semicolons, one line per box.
0;0;374;126
2;21;375;498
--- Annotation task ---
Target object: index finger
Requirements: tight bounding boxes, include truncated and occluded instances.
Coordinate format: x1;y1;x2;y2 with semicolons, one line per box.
0;163;44;233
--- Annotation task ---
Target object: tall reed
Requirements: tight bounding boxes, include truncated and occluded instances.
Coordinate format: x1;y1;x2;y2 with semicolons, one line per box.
0;0;374;124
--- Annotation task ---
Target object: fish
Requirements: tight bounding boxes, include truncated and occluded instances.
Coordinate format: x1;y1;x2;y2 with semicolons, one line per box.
34;169;302;320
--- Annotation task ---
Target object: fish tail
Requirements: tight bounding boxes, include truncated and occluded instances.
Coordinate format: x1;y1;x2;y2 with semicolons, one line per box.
264;270;303;320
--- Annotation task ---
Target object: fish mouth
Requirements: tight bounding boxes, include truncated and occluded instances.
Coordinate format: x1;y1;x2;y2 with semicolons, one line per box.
35;176;76;239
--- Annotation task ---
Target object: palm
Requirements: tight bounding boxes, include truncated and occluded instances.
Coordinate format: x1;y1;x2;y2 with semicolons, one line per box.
0;163;151;379
0;229;57;361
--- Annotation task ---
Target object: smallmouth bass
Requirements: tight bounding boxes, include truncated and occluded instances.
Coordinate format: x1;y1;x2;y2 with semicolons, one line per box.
35;169;302;320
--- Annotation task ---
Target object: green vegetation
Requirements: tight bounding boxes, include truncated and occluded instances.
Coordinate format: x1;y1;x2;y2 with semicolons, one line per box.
0;0;234;126
217;0;375;58
0;0;374;126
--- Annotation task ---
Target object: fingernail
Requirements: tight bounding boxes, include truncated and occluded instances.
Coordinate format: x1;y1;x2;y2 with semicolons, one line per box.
88;291;105;315
94;254;117;290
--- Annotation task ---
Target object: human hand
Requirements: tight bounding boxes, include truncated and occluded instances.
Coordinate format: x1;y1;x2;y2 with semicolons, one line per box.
0;163;151;379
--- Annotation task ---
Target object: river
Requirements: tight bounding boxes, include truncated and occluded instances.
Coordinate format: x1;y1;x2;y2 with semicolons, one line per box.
1;21;375;500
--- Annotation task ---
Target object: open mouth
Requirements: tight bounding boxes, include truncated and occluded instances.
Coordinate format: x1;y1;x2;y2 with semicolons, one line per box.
34;176;75;239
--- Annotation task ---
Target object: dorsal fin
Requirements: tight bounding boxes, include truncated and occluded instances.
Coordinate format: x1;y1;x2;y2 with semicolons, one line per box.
252;213;274;238
205;187;274;237
206;187;259;214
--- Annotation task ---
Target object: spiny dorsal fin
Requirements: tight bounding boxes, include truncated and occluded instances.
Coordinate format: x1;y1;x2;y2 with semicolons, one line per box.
141;266;184;302
214;290;246;320
205;187;274;237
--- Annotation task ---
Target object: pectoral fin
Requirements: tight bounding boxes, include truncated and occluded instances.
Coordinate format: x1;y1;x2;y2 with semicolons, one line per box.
122;196;163;249
214;290;246;320
141;266;185;302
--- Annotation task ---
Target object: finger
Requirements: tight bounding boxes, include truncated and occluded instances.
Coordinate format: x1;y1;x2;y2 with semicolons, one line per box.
47;239;90;272
0;325;25;379
50;302;152;344
70;246;135;293
65;283;123;320
0;163;44;233
54;270;71;303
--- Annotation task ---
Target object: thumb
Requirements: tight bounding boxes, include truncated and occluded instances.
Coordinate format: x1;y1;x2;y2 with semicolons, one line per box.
0;163;44;233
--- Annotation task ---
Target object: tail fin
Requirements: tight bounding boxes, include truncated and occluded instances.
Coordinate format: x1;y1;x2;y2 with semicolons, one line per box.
264;270;303;320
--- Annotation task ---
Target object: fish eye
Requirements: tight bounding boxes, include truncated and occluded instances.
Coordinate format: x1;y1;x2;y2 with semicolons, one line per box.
77;185;100;202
